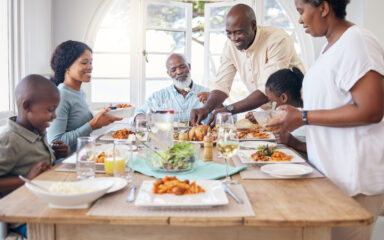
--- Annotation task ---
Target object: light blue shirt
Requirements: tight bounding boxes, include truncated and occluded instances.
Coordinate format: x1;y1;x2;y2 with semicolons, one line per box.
133;82;212;124
47;83;93;153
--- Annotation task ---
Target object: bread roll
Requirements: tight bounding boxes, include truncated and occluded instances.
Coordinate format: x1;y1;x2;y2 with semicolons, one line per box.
235;119;253;130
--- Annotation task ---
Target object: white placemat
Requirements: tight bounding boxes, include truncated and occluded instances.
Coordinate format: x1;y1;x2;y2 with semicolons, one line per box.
87;184;254;217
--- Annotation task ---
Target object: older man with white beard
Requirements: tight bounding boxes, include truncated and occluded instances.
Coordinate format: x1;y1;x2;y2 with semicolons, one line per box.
133;53;212;124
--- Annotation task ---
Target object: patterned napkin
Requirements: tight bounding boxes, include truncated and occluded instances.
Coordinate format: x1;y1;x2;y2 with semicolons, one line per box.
129;157;247;180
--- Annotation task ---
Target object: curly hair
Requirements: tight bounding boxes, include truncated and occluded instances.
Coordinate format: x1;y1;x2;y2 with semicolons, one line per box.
50;40;92;86
265;67;304;102
303;0;350;19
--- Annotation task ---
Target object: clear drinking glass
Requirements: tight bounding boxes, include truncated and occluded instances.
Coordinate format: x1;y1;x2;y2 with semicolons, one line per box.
112;140;134;183
216;113;239;185
76;137;96;179
174;111;189;133
135;119;149;149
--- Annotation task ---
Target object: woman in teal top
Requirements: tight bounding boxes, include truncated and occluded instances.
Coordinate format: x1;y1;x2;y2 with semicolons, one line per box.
47;40;121;153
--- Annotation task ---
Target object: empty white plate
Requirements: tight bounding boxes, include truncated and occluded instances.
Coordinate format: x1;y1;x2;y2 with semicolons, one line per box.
93;177;128;194
260;164;313;178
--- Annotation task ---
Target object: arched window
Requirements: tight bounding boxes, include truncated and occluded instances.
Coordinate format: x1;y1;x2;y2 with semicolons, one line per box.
85;0;313;107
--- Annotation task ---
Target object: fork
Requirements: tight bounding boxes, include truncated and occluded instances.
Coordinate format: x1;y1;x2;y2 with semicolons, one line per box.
183;87;196;95
126;184;137;202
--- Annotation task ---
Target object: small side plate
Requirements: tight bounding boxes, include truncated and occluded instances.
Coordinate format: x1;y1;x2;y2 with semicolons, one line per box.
260;164;313;178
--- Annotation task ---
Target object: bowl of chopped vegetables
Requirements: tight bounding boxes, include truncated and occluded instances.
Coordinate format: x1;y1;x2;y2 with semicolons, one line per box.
145;141;200;173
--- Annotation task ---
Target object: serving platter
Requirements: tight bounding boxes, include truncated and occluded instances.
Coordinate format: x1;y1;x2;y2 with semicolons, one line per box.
135;180;228;208
237;131;276;141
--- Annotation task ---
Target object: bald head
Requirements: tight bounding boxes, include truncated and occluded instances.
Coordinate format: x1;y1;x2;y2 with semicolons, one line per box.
226;4;257;50
15;74;59;110
166;53;189;69
227;4;256;23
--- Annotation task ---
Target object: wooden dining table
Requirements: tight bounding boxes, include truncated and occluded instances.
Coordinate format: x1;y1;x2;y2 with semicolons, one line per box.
0;146;372;240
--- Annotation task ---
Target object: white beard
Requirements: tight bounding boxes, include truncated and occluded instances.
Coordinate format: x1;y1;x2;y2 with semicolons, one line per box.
172;73;192;90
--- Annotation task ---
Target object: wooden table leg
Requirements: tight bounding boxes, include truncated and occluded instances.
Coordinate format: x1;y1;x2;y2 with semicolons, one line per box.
27;223;55;240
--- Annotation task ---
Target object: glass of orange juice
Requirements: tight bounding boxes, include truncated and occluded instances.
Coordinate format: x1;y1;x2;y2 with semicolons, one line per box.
104;140;134;182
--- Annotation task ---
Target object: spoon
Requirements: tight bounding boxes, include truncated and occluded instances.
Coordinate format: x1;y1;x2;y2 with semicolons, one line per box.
148;132;168;149
126;184;137;202
135;138;165;160
19;175;50;192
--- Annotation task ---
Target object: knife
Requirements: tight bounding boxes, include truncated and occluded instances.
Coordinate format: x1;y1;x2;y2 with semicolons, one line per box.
222;183;243;204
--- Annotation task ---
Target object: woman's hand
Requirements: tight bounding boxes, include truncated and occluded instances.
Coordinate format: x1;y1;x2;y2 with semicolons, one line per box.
272;128;291;145
26;161;51;179
197;92;210;104
89;108;122;130
267;105;303;132
51;140;69;159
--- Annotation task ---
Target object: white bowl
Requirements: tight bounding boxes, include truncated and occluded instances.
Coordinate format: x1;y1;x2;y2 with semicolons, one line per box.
25;178;115;209
106;107;135;118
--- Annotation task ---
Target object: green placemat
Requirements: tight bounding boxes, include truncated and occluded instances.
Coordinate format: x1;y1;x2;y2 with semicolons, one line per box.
129;157;247;180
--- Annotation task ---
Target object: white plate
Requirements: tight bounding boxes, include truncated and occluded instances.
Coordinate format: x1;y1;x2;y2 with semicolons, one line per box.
62;153;104;166
260;164;313;178
238;148;305;164
239;141;277;149
238;131;276;141
173;140;217;146
62;147;137;165
93;177;128;193
135;180;228;208
99;131;138;143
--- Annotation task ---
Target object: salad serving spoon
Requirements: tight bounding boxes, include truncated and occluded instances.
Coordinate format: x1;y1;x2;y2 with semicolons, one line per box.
135;138;164;160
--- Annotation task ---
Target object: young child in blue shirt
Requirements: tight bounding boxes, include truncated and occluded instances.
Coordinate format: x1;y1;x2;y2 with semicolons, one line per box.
0;74;69;237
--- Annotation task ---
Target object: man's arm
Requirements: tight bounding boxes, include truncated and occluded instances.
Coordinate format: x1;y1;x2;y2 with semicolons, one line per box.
227;89;269;114
206;89;268;126
190;90;227;125
205;90;228;112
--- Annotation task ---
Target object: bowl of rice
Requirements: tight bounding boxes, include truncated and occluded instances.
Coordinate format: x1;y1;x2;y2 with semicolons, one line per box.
25;178;115;209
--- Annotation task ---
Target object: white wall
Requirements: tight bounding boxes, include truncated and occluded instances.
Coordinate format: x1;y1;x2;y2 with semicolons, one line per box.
364;0;384;46
20;0;52;76
305;0;384;59
51;0;104;48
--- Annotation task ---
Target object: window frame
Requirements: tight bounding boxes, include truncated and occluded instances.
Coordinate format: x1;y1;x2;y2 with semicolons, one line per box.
84;0;314;108
141;0;192;103
84;0;192;109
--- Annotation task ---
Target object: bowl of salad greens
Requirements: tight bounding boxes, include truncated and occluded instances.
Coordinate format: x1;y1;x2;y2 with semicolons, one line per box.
145;142;200;173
